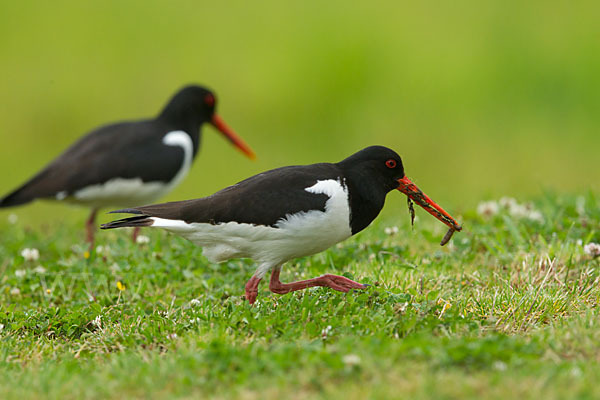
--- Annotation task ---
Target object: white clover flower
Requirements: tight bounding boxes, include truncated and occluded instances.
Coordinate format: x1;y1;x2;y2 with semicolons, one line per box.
499;197;518;209
321;325;333;339
576;239;583;246
8;214;18;224
493;361;507;371
343;354;362;367
95;245;111;255
525;209;544;223
21;248;40;261
477;201;499;217
15;269;26;278
10;287;20;295
384;226;399;235
189;298;201;307
91;315;102;328
136;235;150;244
495;198;544;222
507;202;528;218
584;243;600;258
33;265;47;274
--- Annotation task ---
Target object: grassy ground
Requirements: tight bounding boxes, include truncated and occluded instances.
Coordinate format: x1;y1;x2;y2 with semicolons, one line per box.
1;192;598;399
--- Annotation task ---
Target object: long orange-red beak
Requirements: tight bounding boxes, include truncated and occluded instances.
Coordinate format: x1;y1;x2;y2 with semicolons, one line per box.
211;114;256;160
397;176;462;233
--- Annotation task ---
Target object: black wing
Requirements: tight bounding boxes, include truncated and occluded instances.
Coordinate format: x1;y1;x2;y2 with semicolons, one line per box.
108;163;344;228
0;119;185;207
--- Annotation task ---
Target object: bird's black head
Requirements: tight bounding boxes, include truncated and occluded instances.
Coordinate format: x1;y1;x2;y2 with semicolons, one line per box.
159;85;216;124
338;145;405;193
336;146;406;234
158;85;255;159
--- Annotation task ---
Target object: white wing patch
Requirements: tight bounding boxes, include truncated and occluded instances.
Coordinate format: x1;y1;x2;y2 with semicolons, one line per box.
275;178;351;240
68;130;193;208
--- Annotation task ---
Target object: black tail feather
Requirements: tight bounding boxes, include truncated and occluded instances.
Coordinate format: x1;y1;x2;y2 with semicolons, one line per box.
100;215;154;230
108;208;144;215
0;188;34;208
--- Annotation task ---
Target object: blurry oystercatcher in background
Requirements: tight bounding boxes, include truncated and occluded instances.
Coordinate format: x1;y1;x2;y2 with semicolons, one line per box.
0;85;256;244
101;146;462;303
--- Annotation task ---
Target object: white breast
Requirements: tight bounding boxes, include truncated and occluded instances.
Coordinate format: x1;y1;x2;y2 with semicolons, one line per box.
148;179;352;278
67;130;193;208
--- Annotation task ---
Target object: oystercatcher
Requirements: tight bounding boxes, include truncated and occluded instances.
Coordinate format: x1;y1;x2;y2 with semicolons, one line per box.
0;85;255;244
101;146;461;303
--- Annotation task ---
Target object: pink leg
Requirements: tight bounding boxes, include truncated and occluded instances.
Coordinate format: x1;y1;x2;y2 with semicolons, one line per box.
86;209;98;245
269;267;368;296
245;275;262;304
131;227;141;242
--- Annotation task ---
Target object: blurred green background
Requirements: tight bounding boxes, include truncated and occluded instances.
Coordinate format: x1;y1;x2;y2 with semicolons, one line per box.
1;0;599;227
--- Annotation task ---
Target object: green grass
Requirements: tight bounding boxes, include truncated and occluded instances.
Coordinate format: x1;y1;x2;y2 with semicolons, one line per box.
1;192;598;399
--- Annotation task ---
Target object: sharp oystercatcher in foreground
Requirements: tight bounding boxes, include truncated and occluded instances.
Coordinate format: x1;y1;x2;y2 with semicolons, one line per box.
101;146;462;304
0;85;255;244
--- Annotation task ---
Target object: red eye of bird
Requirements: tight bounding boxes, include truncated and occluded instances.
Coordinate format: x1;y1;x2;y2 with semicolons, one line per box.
385;159;397;169
204;94;215;107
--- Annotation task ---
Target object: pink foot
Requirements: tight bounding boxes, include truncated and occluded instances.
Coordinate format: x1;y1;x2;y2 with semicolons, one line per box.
245;276;262;304
269;267;368;295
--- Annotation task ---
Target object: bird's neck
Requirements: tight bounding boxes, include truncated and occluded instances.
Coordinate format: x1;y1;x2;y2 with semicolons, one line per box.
159;105;206;129
344;171;389;235
157;109;206;157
